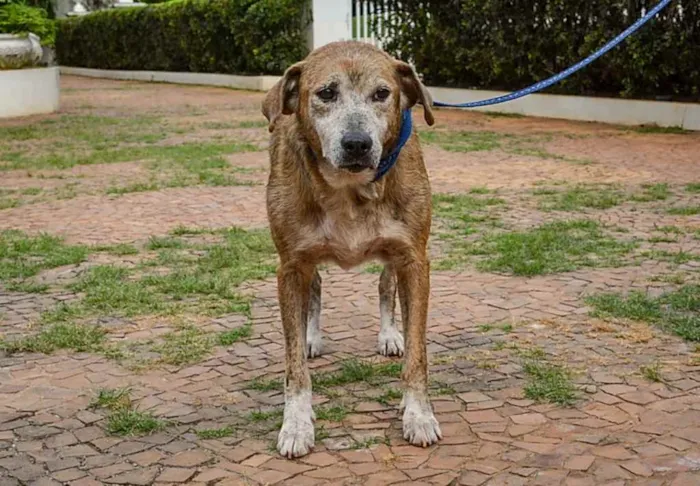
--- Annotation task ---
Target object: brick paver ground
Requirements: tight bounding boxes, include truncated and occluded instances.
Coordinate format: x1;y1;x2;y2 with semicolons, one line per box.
1;76;699;485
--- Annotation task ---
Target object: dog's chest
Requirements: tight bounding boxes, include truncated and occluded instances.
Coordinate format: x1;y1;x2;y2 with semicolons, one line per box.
308;205;407;270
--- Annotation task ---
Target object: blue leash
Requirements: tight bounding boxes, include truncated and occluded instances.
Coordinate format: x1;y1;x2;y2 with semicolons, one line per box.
433;0;673;109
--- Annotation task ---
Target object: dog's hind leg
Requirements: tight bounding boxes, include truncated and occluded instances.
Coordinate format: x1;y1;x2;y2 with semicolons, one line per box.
276;263;315;458
378;264;404;356
306;270;323;358
397;257;442;448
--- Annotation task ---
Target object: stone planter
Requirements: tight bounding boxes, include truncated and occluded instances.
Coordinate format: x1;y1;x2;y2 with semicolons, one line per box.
0;33;43;68
0;67;60;119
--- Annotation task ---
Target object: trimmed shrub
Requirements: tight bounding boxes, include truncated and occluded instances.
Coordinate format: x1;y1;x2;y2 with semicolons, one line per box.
380;0;700;101
0;3;55;46
56;0;309;75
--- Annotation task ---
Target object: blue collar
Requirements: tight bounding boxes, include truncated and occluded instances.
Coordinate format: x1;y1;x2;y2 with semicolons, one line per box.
374;109;413;182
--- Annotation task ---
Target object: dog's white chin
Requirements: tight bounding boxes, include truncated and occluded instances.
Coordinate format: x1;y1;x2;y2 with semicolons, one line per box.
319;162;376;189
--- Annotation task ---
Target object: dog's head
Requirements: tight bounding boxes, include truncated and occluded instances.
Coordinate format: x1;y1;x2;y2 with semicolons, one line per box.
263;42;434;186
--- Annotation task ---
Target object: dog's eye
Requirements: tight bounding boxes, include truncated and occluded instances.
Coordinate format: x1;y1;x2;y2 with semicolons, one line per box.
317;87;337;102
373;88;391;102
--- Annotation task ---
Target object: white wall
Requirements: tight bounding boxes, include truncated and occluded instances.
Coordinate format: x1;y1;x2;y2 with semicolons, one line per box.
0;67;60;119
308;0;352;50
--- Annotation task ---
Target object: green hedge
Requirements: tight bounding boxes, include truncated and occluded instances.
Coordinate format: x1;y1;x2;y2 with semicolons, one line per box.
56;0;309;75
380;0;699;101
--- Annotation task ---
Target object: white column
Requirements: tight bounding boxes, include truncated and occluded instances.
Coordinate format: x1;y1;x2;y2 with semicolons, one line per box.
309;0;352;50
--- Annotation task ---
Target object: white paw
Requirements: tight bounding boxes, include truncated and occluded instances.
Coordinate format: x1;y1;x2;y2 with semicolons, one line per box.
377;326;404;357
306;331;323;359
402;394;442;448
277;391;315;458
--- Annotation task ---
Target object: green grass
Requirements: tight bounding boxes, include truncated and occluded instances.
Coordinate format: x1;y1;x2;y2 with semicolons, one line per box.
248;377;284;392
92;243;140;256
522;359;576;406
1;323;105;355
469;220;634;276
106;182;160;195
156;326;213;366
196;426;234;439
5;281;49;293
248;409;284;423
313;360;402;390
631;183;671;202
667;206;700;216
535;184;624;211
218;324;253;345
237;120;268;129
478;324;493;332
420;130;504;152
640;362;662;382
686;183;700;193
375;388;403;406
500;323;514;333
587;285;700;341
91;388;132;410
469;187;492;194
107;409;167;436
0;230;88;282
631;125;688;134
351;436;388;449
315;405;350;422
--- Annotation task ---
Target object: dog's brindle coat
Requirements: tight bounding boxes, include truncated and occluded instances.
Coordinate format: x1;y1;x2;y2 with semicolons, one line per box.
262;41;441;458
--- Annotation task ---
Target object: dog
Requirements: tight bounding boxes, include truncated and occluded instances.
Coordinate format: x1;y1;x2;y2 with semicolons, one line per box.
262;41;441;458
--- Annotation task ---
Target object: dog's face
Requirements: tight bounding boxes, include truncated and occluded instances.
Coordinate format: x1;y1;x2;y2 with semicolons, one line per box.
263;42;434;186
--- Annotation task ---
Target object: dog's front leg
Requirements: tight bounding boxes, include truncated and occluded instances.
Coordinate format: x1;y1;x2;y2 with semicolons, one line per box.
397;257;442;447
277;262;315;458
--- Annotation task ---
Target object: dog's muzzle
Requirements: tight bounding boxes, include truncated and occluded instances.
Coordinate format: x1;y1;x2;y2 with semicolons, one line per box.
339;131;374;172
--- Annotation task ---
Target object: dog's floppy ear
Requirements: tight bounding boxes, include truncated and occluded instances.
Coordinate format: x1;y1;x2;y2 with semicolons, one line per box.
395;61;435;126
262;62;305;133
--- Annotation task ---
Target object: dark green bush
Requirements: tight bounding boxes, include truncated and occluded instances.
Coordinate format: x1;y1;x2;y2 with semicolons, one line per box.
0;3;55;46
381;0;700;101
56;0;309;75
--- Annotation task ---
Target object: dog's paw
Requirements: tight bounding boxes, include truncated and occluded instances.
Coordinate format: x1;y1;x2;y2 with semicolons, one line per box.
402;394;442;448
306;333;323;359
377;326;404;357
277;409;315;458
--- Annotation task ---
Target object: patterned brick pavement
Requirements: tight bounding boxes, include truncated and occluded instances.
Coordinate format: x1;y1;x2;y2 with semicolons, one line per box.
1;77;699;485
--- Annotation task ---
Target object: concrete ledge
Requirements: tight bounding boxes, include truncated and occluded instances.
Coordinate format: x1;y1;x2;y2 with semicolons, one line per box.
0;67;60;119
59;67;700;130
60;66;280;92
428;86;700;131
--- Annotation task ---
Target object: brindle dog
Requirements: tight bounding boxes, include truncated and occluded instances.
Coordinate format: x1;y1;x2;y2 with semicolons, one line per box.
262;41;440;458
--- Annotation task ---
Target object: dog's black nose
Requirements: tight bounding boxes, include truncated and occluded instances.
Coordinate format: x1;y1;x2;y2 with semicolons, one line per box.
341;132;373;157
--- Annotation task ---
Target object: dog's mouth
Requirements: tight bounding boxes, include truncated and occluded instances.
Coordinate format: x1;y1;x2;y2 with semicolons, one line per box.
341;163;371;173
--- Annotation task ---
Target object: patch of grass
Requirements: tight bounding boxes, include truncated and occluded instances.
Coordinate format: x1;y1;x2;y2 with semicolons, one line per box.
470;220;634;276
641;250;700;265
248;377;284;392
169;226;211;236
587;285;700;341
351;436;388;449
196;426;234;439
218;324;252;345
631;183;670;202
536;185;624;211
92;243;140;256
5;281;49;293
106;182;160;195
0;198;19;210
107;409;167;436
237;120;268;129
484;111;525;119
375;388;402;406
500;323;514;333
146;236;186;250
478;324;493;332
685;183;700;193
315;405;350;422
363;263;384;274
91;388;132;410
248;408;284;423
1;323;105;355
640;362;662;382
469;186;492;194
313;359;402;390
420;130;504;152
0;230;88;281
632;125;688;134
667;206;700;216
522;359;576;406
156;326;213;366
